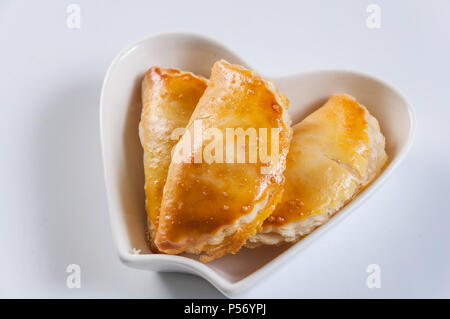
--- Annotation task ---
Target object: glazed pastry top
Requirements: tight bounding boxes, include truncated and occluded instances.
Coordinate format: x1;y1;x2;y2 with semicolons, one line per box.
155;60;292;261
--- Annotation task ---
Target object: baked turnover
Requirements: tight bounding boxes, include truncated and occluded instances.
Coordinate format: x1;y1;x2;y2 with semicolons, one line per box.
139;67;207;251
154;60;292;261
247;94;388;247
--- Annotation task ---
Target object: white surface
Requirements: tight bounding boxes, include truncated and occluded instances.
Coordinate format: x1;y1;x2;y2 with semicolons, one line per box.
100;32;414;297
0;0;449;298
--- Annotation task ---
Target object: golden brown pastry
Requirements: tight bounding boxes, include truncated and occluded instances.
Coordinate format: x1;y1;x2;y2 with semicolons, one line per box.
154;60;292;262
139;67;207;251
247;94;388;247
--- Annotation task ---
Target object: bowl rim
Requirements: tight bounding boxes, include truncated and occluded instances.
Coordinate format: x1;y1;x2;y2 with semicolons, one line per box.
99;32;416;297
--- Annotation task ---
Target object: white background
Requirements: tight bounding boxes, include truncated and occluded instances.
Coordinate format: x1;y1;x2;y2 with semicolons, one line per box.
1;0;449;298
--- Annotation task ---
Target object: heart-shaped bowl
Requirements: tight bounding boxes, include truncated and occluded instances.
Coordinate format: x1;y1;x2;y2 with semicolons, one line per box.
100;32;415;297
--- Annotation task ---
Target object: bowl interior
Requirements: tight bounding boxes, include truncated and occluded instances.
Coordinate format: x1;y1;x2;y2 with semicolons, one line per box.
100;33;414;292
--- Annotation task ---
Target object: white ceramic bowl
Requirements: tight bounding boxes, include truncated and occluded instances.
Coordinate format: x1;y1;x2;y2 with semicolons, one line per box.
100;32;415;297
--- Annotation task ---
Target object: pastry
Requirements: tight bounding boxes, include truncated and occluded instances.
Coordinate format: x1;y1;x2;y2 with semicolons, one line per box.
154;60;292;261
247;94;388;246
139;67;208;251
